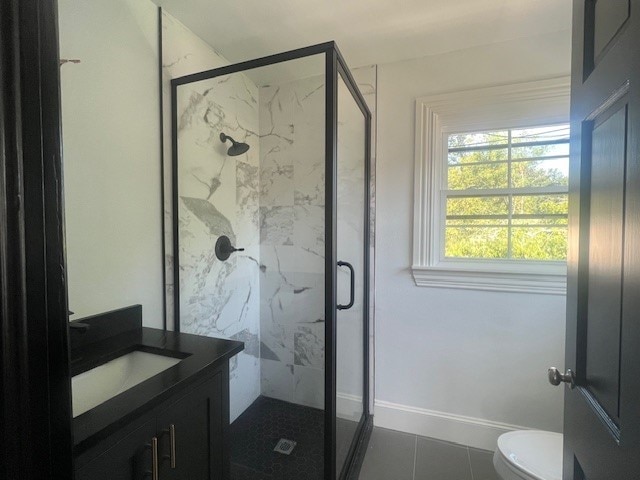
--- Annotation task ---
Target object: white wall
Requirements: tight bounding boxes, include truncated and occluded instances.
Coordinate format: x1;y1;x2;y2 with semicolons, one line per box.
373;30;571;449
59;0;164;327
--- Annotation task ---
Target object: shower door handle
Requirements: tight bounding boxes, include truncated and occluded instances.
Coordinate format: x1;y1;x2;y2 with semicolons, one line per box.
337;261;355;310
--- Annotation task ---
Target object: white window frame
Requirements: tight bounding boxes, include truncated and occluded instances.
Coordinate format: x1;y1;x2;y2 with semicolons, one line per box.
412;77;571;295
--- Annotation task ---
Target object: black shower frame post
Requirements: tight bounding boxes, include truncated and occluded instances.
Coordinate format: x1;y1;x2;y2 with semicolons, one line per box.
324;46;339;480
170;41;372;480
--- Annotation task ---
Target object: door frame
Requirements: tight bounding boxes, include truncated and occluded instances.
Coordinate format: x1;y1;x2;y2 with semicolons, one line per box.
0;0;74;478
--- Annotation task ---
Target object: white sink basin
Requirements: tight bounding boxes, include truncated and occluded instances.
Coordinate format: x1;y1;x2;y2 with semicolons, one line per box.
72;351;182;417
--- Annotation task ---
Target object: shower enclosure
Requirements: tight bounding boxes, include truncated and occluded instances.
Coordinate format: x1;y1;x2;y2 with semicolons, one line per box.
171;42;371;480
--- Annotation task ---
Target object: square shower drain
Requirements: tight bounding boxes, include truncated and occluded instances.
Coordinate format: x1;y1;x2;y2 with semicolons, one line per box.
273;438;297;455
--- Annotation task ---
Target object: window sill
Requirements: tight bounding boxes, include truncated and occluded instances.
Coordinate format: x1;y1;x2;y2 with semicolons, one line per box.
411;263;567;295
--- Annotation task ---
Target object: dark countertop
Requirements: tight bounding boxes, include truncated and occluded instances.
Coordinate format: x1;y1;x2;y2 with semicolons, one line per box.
72;326;243;455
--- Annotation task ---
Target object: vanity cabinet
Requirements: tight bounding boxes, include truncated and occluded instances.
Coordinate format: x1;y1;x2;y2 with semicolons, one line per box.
75;369;229;480
156;371;226;480
75;418;156;480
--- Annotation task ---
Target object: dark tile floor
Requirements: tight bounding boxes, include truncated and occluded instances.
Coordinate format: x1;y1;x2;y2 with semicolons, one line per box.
230;400;498;480
230;396;324;480
358;427;500;480
336;417;360;474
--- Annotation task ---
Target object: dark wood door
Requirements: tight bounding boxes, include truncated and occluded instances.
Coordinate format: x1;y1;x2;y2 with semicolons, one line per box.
563;1;640;478
75;419;157;480
157;372;227;480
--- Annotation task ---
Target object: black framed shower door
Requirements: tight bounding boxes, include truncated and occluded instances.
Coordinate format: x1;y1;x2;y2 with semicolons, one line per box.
170;41;372;480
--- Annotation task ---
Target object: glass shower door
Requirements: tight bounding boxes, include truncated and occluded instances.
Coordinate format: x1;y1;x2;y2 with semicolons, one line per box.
335;71;368;477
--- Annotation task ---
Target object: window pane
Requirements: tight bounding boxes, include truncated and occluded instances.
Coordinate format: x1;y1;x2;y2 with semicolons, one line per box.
446;218;509;227
511;142;569;159
511;159;569;188
447;196;509;218
448;163;508;189
511;217;568;226
448;148;508;165
445;227;508;259
511;227;568;260
511;125;570;143
511;194;568;217
448;130;508;149
443;124;569;263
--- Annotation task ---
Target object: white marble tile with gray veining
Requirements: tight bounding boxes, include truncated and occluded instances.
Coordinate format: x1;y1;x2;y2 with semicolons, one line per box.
259;85;295;169
260;245;324;275
294;156;324;206
260;270;296;326
261;359;294;403
260;206;294;245
257;74;329;408
293;205;325;257
230;352;260;420
260;164;294;206
166;15;263;422
294;324;325;369
294;365;325;409
289;272;325;324
259;317;294;364
236;160;259;209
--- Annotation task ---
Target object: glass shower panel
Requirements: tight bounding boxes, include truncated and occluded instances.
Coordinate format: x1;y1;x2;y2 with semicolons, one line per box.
335;73;366;477
173;53;329;479
172;45;372;479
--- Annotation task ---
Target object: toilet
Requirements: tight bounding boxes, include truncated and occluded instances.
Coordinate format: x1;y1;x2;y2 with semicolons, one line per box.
493;430;563;480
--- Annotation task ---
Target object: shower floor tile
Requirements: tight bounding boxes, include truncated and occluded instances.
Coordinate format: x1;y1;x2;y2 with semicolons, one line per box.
231;396;324;480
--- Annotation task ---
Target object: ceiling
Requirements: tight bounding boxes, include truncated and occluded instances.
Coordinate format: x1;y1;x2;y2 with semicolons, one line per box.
153;0;572;68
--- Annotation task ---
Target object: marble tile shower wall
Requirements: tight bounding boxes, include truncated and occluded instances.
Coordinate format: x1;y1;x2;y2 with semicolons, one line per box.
175;73;262;420
163;12;261;422
258;76;327;409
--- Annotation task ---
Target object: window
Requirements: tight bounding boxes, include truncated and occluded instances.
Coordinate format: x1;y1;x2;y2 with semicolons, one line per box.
444;125;569;261
412;78;570;294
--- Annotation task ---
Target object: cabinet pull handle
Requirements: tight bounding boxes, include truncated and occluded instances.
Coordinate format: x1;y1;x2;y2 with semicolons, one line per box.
162;424;177;469
151;437;159;480
167;424;176;469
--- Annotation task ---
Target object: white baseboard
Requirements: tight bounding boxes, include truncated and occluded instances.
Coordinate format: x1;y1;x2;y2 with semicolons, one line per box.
374;399;530;451
337;392;364;421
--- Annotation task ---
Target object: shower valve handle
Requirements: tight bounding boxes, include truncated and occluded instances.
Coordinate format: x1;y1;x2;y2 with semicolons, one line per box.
215;235;244;261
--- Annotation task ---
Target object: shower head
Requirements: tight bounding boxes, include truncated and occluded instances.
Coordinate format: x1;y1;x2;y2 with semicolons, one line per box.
220;132;250;156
